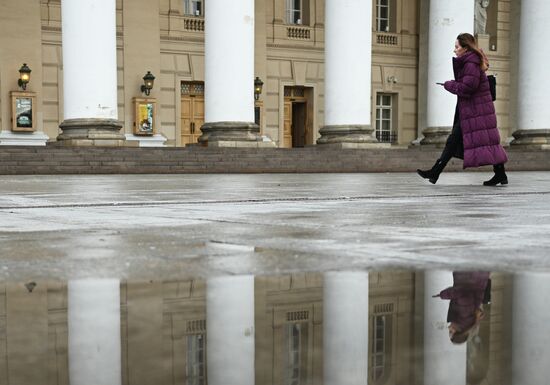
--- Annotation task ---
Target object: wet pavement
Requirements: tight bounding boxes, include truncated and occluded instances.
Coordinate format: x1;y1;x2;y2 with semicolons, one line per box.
0;172;549;279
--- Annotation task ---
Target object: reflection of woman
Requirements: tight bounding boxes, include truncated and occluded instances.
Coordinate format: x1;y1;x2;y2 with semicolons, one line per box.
434;271;490;344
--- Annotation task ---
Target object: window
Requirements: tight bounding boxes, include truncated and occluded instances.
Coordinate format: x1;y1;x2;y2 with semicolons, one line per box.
285;322;308;385
184;0;203;16
372;315;386;381
375;93;397;143
286;0;308;25
370;312;393;384
187;334;206;385
376;0;390;32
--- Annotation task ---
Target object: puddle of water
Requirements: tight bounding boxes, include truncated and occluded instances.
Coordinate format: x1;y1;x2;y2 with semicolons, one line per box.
1;269;548;385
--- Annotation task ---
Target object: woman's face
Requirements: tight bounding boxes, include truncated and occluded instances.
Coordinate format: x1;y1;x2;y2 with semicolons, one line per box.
454;40;468;57
448;323;459;339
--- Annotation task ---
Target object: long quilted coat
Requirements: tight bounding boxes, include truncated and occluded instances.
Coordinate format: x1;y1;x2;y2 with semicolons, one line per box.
439;271;490;331
444;51;508;168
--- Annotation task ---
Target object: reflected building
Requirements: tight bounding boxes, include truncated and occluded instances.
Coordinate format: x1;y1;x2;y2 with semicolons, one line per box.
0;271;523;385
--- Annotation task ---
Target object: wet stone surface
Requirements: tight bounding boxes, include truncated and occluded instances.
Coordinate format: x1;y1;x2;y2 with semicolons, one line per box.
0;172;549;279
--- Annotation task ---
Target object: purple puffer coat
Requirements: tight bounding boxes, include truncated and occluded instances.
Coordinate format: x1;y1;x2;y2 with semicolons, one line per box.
439;271;490;331
444;51;508;168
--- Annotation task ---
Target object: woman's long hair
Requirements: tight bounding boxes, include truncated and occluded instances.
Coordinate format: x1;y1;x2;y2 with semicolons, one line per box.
457;33;489;72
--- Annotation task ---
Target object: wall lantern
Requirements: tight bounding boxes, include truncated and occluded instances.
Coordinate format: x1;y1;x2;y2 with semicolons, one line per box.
18;63;31;90
254;76;264;101
141;71;155;96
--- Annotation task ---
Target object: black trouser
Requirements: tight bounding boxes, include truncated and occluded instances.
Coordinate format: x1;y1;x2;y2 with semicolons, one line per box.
439;104;464;164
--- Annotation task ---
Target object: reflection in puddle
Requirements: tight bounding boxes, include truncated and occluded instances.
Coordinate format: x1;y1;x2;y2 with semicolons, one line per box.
1;271;549;384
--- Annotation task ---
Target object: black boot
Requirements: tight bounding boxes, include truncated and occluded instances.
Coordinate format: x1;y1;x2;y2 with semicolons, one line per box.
483;164;508;186
417;159;447;184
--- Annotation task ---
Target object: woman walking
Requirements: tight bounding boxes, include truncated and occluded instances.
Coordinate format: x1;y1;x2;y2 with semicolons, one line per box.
417;33;508;186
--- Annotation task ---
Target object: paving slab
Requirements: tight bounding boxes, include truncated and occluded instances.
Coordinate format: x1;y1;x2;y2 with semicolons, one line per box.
0;172;549;280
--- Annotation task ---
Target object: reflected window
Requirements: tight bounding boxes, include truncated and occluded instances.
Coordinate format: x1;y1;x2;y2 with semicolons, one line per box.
187;334;206;385
285;322;308;385
376;0;390;32
372;315;386;381
184;0;203;16
371;311;392;384
375;93;397;144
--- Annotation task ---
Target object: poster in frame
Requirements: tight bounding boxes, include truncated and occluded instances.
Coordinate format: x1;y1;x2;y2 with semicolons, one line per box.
133;97;157;136
11;91;37;132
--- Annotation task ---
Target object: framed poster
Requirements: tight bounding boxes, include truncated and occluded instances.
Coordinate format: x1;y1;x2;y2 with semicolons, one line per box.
11;91;37;132
133;97;157;136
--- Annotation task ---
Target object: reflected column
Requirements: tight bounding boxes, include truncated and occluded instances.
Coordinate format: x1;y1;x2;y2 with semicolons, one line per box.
68;279;121;385
207;275;255;385
423;271;466;385
323;271;369;385
512;273;550;385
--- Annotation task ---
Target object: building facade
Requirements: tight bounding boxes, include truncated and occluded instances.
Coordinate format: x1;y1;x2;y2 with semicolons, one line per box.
1;0;547;149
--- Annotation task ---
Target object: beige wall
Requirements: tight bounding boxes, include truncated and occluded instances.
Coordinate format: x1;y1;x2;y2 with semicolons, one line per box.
0;0;514;147
0;0;44;134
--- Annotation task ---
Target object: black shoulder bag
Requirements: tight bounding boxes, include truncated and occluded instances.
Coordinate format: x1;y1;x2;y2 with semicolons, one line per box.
487;74;496;101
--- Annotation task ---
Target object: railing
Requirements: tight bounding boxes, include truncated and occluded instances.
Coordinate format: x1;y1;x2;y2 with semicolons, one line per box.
287;26;311;40
183;16;204;32
375;32;399;46
376;131;398;144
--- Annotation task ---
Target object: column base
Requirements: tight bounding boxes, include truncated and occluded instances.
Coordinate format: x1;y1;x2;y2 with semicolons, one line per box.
0;130;49;146
419;126;451;146
57;118;129;147
198;121;276;148
125;134;167;147
510;129;550;149
317;124;377;145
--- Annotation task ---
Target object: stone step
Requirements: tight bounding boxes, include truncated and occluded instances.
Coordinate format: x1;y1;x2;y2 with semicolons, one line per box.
0;146;548;174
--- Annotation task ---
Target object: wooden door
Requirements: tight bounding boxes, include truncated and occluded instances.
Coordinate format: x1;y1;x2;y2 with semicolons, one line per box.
292;102;307;147
180;95;205;146
283;101;292;148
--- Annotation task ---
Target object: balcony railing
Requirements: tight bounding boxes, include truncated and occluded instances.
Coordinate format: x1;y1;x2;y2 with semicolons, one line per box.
376;131;398;143
375;32;399;46
183;16;204;32
287;26;312;40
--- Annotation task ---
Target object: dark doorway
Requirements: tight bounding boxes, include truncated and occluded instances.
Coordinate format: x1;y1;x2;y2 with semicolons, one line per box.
292;102;307;148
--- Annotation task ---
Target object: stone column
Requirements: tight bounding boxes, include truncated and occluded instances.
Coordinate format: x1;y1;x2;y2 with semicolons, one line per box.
199;0;273;147
512;273;550;385
420;1;474;145
58;0;125;146
511;0;550;148
423;271;466;385
68;279;121;385
207;275;255;385
323;271;369;385
318;0;378;147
